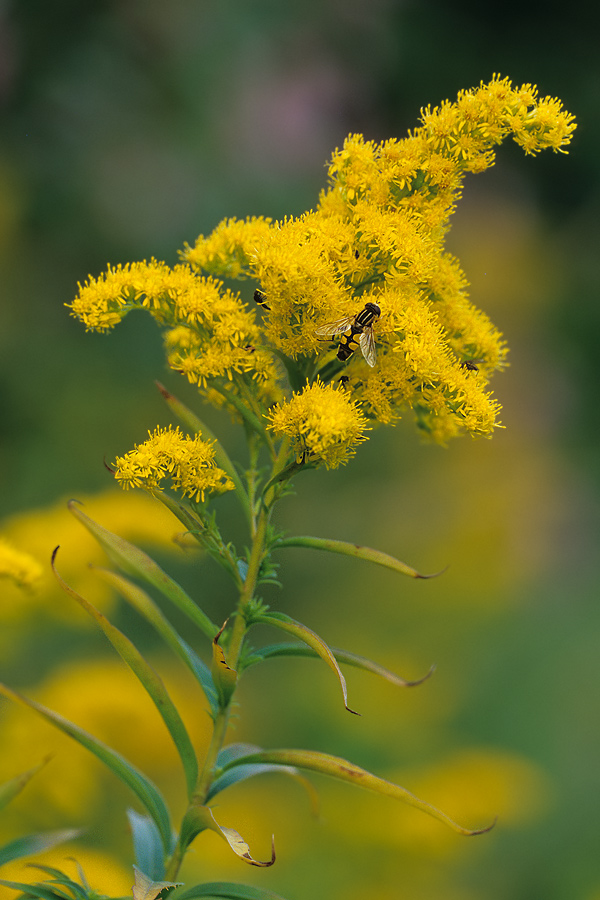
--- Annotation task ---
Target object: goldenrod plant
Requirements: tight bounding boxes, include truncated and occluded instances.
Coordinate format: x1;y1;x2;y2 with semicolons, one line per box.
0;77;575;900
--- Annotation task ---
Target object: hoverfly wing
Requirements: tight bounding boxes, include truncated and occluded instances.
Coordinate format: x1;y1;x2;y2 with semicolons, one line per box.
314;316;354;338
359;327;377;367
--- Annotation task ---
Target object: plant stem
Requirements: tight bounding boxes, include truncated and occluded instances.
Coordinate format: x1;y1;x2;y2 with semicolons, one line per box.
166;440;293;881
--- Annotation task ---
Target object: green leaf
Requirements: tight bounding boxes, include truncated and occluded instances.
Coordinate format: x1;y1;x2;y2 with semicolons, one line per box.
0;879;67;900
22;865;89;900
242;642;435;687
173;883;288;900
92;567;218;717
211;622;238;707
0;758;51;812
250;612;359;715
52;550;198;799
0;830;81;868
0;683;174;855
127;810;166;882
67;501;218;640
273;535;444;579
151;492;243;587
219;749;496;836
206;743;319;815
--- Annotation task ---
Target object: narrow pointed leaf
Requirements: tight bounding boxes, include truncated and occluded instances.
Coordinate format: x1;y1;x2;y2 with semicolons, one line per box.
251;612;359;715
0;829;81;868
0;683;173;854
133;866;182;900
92;567;218;716
23;866;88;900
211;621;237;706
0;879;66;900
0;757;51;812
67;501;218;639
127;810;167;882
173;883;288;900
273;535;443;579
206;743;319;814
155;382;251;524
52;551;198;798
187;807;275;867
150;491;243;587
242;642;435;687
220;749;496;836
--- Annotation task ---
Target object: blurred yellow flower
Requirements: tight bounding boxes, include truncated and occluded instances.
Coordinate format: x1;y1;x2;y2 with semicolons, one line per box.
0;846;132;900
0;538;43;590
0;490;187;655
0;657;212;827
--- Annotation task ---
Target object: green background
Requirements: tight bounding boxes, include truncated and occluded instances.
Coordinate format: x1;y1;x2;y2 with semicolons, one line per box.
1;2;599;898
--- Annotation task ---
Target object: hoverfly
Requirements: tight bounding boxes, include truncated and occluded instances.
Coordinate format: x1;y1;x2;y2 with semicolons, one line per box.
314;302;381;367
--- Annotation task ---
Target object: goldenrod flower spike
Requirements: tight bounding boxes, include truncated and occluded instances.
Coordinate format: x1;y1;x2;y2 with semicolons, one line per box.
113;425;235;502
266;380;370;469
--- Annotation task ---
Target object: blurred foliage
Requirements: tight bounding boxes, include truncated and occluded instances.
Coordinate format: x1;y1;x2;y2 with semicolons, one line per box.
1;1;600;899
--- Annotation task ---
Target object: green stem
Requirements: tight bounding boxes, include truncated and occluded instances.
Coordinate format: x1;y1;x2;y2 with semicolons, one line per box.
166;439;293;881
246;432;261;538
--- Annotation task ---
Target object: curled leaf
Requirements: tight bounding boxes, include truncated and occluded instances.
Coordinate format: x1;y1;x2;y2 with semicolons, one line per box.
220;748;495;837
192;807;275;868
243;642;435;688
250;612;359;715
273;535;444;579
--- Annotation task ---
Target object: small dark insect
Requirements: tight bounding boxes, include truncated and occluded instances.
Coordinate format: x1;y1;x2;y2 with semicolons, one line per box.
461;358;484;373
254;289;270;310
315;302;381;367
338;375;350;390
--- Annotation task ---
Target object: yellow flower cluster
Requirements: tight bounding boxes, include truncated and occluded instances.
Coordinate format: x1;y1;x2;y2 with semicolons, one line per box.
113;426;234;502
69;77;575;464
70;260;281;414
267;381;370;468
0;537;43;589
